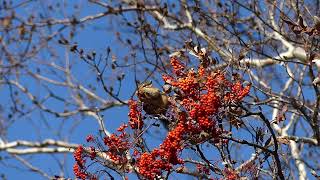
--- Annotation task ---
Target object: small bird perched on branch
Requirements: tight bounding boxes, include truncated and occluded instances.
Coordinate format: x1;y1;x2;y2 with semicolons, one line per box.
137;81;169;115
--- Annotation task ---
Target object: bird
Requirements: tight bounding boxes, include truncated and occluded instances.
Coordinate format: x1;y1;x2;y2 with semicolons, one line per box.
136;81;169;115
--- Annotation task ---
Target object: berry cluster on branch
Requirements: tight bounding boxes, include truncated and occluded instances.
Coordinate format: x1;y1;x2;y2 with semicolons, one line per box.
73;56;250;179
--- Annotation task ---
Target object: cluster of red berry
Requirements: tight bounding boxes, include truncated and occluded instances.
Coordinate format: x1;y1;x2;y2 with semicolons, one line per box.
170;56;185;76
73;146;88;180
136;119;186;179
128;100;143;130
223;168;240;180
103;124;130;164
225;81;251;102
136;150;172;179
73;56;250;179
136;57;250;179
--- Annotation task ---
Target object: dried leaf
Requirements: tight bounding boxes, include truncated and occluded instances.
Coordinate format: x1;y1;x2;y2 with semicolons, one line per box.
304;27;315;36
298;16;307;29
229;118;243;129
